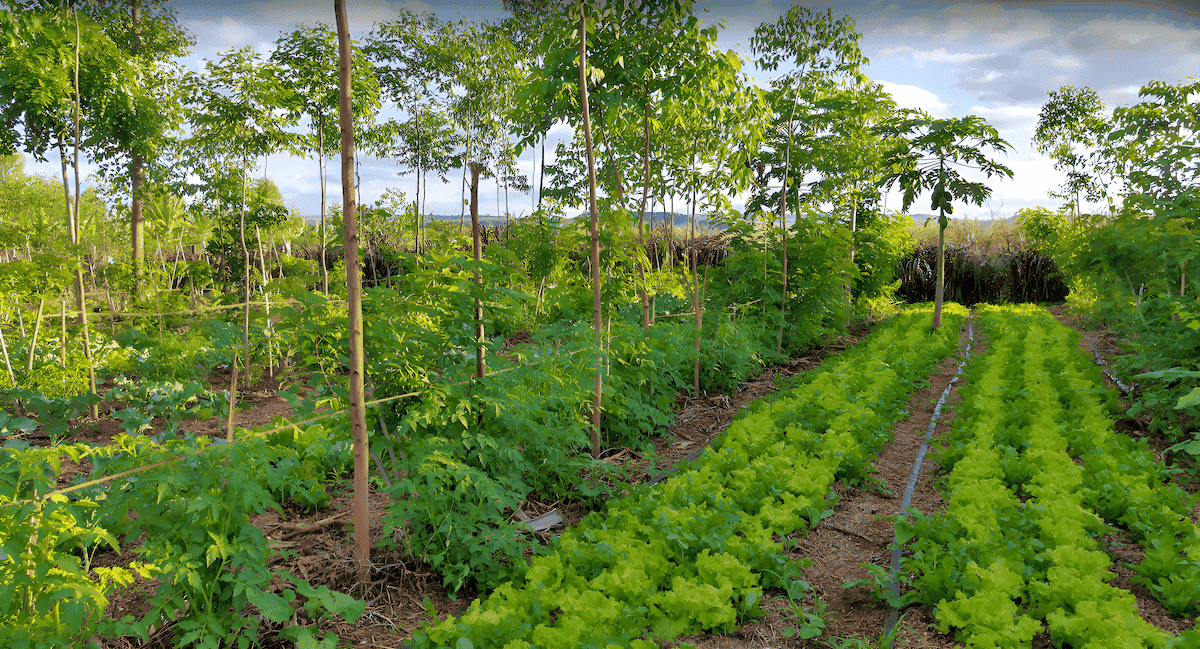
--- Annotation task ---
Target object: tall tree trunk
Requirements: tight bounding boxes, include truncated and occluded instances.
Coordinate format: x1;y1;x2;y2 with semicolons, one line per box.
130;0;144;294
579;5;603;459
72;10;97;417
57;138;76;256
470;162;486;379
336;0;371;585
239;164;251;389
845;200;857;327
636;104;652;334
777;183;788;354
318;122;329;294
691;165;700;397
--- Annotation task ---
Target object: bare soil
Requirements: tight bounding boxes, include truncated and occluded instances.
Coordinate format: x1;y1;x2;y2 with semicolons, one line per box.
29;304;1200;647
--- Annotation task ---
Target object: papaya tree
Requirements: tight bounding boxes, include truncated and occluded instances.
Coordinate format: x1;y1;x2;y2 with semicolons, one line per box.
882;111;1013;329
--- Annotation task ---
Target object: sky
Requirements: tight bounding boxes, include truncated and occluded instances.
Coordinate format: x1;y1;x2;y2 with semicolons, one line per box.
19;0;1200;221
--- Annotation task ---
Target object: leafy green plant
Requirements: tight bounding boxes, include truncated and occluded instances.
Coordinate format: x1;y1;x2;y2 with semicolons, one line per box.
0;445;157;649
842;563;919;608
781;595;827;640
0;410;36;439
104;376;215;437
11;388;99;440
903;305;1191;648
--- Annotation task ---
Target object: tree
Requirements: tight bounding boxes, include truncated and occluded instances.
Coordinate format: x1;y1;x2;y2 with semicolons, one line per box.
0;7;127;302
1032;85;1111;219
72;0;193;288
1104;78;1200;315
882;112;1013;329
273;24;380;293
334;0;371;588
365;10;454;250
182;47;300;439
749;6;869;349
1106;78;1199;213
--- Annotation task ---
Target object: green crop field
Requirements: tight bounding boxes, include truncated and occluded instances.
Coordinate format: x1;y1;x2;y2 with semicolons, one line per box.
1;1;1197;647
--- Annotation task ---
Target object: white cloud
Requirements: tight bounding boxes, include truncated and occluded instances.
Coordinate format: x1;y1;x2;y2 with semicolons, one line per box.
878;80;951;118
965;104;1040;132
913;48;996;65
879;46;996;66
1047;54;1083;69
185;17;259;50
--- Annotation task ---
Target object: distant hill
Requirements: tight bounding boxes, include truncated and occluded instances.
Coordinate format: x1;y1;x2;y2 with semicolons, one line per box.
305;210;723;229
906;213;1021;227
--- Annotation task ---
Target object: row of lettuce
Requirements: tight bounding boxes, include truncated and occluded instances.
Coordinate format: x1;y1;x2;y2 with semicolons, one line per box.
413;303;968;648
901;305;1199;648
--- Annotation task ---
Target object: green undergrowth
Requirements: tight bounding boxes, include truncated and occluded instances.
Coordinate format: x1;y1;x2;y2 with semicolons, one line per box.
370;310;771;594
900;304;1199;648
0;425;360;648
410;302;967;648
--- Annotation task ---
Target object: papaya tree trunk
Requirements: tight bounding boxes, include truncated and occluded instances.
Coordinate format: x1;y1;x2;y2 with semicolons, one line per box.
933;212;946;330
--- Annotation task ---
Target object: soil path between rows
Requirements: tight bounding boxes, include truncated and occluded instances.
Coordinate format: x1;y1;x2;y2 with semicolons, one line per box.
666;318;973;649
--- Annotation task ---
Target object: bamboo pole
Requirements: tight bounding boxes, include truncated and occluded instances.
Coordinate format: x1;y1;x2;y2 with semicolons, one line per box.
470;163;486;379
103;279;118;332
14;296;24;339
0;319;14;388
226;349;239;443
256;225;273;379
78;302;99;419
153;263;165;338
26;299;44;374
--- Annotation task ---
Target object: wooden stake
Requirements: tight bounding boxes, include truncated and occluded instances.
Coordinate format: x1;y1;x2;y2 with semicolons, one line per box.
78;301;99;420
470;162;486;379
60;298;67;369
15;296;24;339
226;350;239;443
0;315;15;388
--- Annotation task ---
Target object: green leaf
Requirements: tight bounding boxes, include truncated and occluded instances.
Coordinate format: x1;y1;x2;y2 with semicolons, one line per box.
1176;387;1200;410
249;589;294;623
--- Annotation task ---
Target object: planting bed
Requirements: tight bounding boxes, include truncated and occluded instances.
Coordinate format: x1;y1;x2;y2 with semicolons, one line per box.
901;304;1199;648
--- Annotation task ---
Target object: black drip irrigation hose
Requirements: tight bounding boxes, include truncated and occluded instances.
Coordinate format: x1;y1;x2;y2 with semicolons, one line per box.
882;321;974;645
1089;346;1131;393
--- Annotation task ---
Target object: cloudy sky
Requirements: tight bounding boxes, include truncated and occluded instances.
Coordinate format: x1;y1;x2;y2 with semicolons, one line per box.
22;0;1200;220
